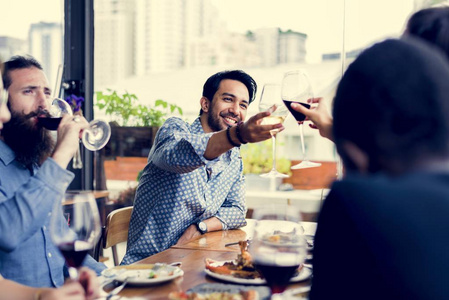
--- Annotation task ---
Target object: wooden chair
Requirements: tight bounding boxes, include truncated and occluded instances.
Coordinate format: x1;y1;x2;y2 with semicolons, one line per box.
103;206;133;266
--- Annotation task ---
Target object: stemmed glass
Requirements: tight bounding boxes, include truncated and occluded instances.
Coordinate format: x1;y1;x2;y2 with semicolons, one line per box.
282;70;321;169
250;205;307;298
38;97;111;168
50;191;101;280
259;84;290;178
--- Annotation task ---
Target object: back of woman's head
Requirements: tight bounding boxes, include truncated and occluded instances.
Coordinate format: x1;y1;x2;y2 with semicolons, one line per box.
333;37;449;173
406;7;449;59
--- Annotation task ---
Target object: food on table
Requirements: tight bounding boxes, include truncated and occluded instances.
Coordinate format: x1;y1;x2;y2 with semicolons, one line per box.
205;241;302;280
205;241;261;279
168;290;259;300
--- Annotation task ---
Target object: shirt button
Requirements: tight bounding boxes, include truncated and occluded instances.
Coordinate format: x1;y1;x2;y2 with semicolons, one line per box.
48;252;52;258
43;226;46;230
48;212;52;217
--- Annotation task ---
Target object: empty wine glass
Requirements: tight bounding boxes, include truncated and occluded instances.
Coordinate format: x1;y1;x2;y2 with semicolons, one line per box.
50;191;101;280
282;70;321;170
250;205;307;298
39;97;111;168
259;84;290;178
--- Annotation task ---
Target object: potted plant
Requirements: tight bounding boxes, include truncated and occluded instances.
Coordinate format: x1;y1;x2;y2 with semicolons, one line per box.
240;140;291;191
95;89;183;158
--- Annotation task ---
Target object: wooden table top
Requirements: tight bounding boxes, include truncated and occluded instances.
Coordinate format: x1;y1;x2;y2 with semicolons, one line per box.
171;220;255;252
103;220;314;299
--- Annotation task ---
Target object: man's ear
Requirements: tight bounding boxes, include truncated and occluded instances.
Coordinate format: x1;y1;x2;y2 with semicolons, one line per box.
200;97;210;113
341;141;369;174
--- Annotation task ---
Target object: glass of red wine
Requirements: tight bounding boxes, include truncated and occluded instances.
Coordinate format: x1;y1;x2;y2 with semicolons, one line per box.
282;70;321;170
249;205;307;298
50;191;101;280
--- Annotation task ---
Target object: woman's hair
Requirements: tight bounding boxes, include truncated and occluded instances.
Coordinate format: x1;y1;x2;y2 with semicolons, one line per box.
406;6;449;59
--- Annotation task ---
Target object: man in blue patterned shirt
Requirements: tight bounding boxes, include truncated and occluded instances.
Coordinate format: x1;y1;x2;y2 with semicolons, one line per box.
123;70;285;264
0;56;105;287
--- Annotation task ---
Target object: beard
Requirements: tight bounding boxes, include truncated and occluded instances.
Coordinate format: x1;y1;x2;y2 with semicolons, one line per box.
207;110;241;132
2;108;54;167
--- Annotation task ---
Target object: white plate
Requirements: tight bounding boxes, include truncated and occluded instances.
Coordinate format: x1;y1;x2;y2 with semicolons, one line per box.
205;261;312;285
104;264;184;286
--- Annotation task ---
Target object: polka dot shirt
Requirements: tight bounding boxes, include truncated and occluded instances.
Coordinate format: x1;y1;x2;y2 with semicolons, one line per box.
122;117;247;265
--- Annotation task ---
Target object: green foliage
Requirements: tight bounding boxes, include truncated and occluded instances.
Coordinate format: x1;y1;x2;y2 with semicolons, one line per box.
95;89;183;127
240;140;291;175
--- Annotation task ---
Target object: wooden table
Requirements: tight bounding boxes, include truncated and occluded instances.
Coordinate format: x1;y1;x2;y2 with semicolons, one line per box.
104;220;314;299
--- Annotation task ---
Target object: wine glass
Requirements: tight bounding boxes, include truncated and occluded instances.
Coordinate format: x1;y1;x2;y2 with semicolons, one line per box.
50;191;101;280
282;70;321;169
250;205;307;298
42;98;112;151
259;84;290;178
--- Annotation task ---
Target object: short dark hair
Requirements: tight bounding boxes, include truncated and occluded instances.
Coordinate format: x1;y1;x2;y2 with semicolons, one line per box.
333;38;449;173
406;7;449;59
2;55;43;90
200;70;257;115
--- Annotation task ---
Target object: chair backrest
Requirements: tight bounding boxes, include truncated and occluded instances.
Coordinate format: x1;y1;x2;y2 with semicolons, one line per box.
103;206;133;249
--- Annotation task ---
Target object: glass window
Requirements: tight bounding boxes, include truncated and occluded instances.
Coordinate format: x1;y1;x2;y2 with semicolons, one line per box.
0;1;64;91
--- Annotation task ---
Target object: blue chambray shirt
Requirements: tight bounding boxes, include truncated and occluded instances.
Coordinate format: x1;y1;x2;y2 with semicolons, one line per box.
0;140;105;287
122;117;247;265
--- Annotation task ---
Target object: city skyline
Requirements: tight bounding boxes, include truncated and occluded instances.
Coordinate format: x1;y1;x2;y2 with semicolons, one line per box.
1;0;415;62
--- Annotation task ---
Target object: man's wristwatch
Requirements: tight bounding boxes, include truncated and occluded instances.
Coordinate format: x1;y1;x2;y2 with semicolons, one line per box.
196;221;208;234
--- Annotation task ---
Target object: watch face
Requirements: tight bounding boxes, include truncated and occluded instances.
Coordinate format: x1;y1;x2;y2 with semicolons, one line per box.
198;222;207;232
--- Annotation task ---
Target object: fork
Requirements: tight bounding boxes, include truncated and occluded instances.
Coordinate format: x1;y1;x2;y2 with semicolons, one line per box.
106;277;129;300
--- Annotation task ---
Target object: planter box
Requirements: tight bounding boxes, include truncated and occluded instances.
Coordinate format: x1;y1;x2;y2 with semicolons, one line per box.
105;125;159;158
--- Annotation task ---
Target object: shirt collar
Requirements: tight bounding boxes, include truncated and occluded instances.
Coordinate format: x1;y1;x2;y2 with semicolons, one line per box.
0;140;16;166
191;117;205;134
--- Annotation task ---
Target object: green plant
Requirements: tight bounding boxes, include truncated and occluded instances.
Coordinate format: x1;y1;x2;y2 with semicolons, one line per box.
95;89;183;127
240;140;291;175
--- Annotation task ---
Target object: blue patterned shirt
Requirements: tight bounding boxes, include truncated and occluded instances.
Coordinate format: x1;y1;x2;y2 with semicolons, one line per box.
0;141;105;287
122;117;247;264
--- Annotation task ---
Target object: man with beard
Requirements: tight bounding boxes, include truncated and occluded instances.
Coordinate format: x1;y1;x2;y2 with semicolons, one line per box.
0;55;105;287
122;70;283;264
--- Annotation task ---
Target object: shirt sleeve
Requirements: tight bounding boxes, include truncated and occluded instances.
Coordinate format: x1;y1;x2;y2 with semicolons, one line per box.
0;158;74;252
215;161;247;229
81;255;106;275
151;117;214;173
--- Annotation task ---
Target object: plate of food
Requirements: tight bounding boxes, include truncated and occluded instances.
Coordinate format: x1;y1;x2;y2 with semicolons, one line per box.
204;241;312;285
102;263;183;286
169;283;269;300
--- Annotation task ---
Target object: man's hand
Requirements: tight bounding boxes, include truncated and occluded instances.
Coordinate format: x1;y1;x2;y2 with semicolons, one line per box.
78;267;100;300
238;109;285;143
291;97;334;141
38;281;85;300
51;114;89;168
175;224;201;246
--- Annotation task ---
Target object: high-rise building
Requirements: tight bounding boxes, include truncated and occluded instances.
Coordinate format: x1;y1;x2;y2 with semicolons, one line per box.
28;22;63;87
94;0;136;87
279;30;307;64
0;36;27;61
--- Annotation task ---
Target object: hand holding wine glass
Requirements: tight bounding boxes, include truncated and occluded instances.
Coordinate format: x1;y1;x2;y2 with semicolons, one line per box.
282;70;321;170
50;191;101;280
259;84;290;178
39;97;111;168
250;205;307;298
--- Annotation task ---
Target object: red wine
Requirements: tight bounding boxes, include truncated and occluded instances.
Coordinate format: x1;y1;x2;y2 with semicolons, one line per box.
38;117;62;130
283;100;311;122
58;242;91;268
254;262;300;294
